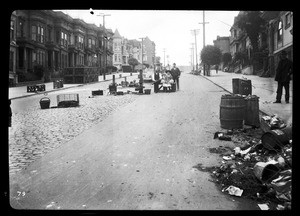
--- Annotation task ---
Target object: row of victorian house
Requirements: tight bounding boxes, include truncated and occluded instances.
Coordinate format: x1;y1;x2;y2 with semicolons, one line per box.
9;10;157;86
112;29;157;71
9;10;113;86
213;11;293;76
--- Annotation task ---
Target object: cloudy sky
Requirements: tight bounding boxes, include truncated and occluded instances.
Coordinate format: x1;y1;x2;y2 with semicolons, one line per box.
58;10;239;66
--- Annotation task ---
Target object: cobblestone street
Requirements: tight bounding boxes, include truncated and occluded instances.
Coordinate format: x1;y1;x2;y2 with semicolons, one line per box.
9;74;141;175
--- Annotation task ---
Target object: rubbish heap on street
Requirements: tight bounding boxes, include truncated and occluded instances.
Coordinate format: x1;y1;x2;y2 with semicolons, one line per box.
195;119;292;210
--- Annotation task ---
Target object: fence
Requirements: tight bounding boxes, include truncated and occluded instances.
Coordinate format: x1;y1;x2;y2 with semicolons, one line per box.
63;67;100;84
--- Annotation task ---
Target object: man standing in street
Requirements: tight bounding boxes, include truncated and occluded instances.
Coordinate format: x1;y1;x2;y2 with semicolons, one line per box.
171;63;181;90
274;50;293;103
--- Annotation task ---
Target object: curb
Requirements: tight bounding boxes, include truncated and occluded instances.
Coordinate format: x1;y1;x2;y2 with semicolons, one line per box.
198;73;271;117
10;73;138;100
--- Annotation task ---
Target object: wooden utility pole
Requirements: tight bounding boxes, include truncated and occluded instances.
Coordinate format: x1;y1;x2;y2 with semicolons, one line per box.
97;13;111;80
191;29;200;72
163;48;166;69
190;43;195;72
199;11;209;75
139;37;145;93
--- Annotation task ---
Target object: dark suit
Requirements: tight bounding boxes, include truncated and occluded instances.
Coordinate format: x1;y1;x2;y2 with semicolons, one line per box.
275;58;293;102
170;67;181;90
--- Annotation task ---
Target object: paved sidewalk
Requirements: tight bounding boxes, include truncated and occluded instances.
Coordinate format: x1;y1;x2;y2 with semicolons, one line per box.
9;72;137;100
198;70;293;125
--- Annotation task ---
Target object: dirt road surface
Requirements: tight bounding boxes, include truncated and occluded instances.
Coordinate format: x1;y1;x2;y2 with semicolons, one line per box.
9;72;259;210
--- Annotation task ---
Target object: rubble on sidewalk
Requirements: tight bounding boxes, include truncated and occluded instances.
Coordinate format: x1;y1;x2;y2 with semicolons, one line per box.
198;125;292;210
261;114;287;132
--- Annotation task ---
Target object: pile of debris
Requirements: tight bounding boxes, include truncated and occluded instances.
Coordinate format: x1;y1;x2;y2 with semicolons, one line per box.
200;123;292;210
261;114;287;131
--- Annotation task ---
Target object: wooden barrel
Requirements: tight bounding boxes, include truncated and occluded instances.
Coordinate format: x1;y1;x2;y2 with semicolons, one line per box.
220;94;245;129
244;95;260;127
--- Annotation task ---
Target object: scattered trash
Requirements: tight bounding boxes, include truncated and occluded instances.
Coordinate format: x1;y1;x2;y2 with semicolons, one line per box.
223;156;232;161
197;126;292;210
261;114;286;132
214;132;232;141
261;128;291;151
234;147;241;155
276;204;285;210
253;162;280;183
244;154;251;160
225;185;243;197
240;147;252;155
277;156;285;168
258;203;269;210
226;130;233;135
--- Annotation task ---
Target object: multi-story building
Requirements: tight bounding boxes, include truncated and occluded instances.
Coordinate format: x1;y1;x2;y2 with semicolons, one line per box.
105;28;114;69
229;11;293;76
11;10;114;84
213;36;230;54
229;12;251;58
229;12;255;73
261;11;293;76
112;29;123;70
213;36;230;69
113;31;156;70
127;39;140;61
142;37;155;67
9;11;18;85
112;29;131;70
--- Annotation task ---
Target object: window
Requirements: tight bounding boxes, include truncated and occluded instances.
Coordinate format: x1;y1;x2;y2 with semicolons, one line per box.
41;27;44;43
32;51;36;63
65;54;67;68
235;44;239;52
59;32;68;47
65;33;68;47
9;51;14;71
36;50;45;65
285;13;291;29
32;25;37;41
92;39;95;48
233;29;237;38
56;31;60;44
277;20;283;42
61;54;64;68
10;20;14;41
19;21;24;37
88;38;92;48
48;28;52;42
68;34;71;45
75;35;78;46
78;36;84;49
61;32;64;46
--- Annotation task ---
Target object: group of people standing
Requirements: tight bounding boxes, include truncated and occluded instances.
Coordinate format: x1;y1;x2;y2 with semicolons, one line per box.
153;63;181;93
